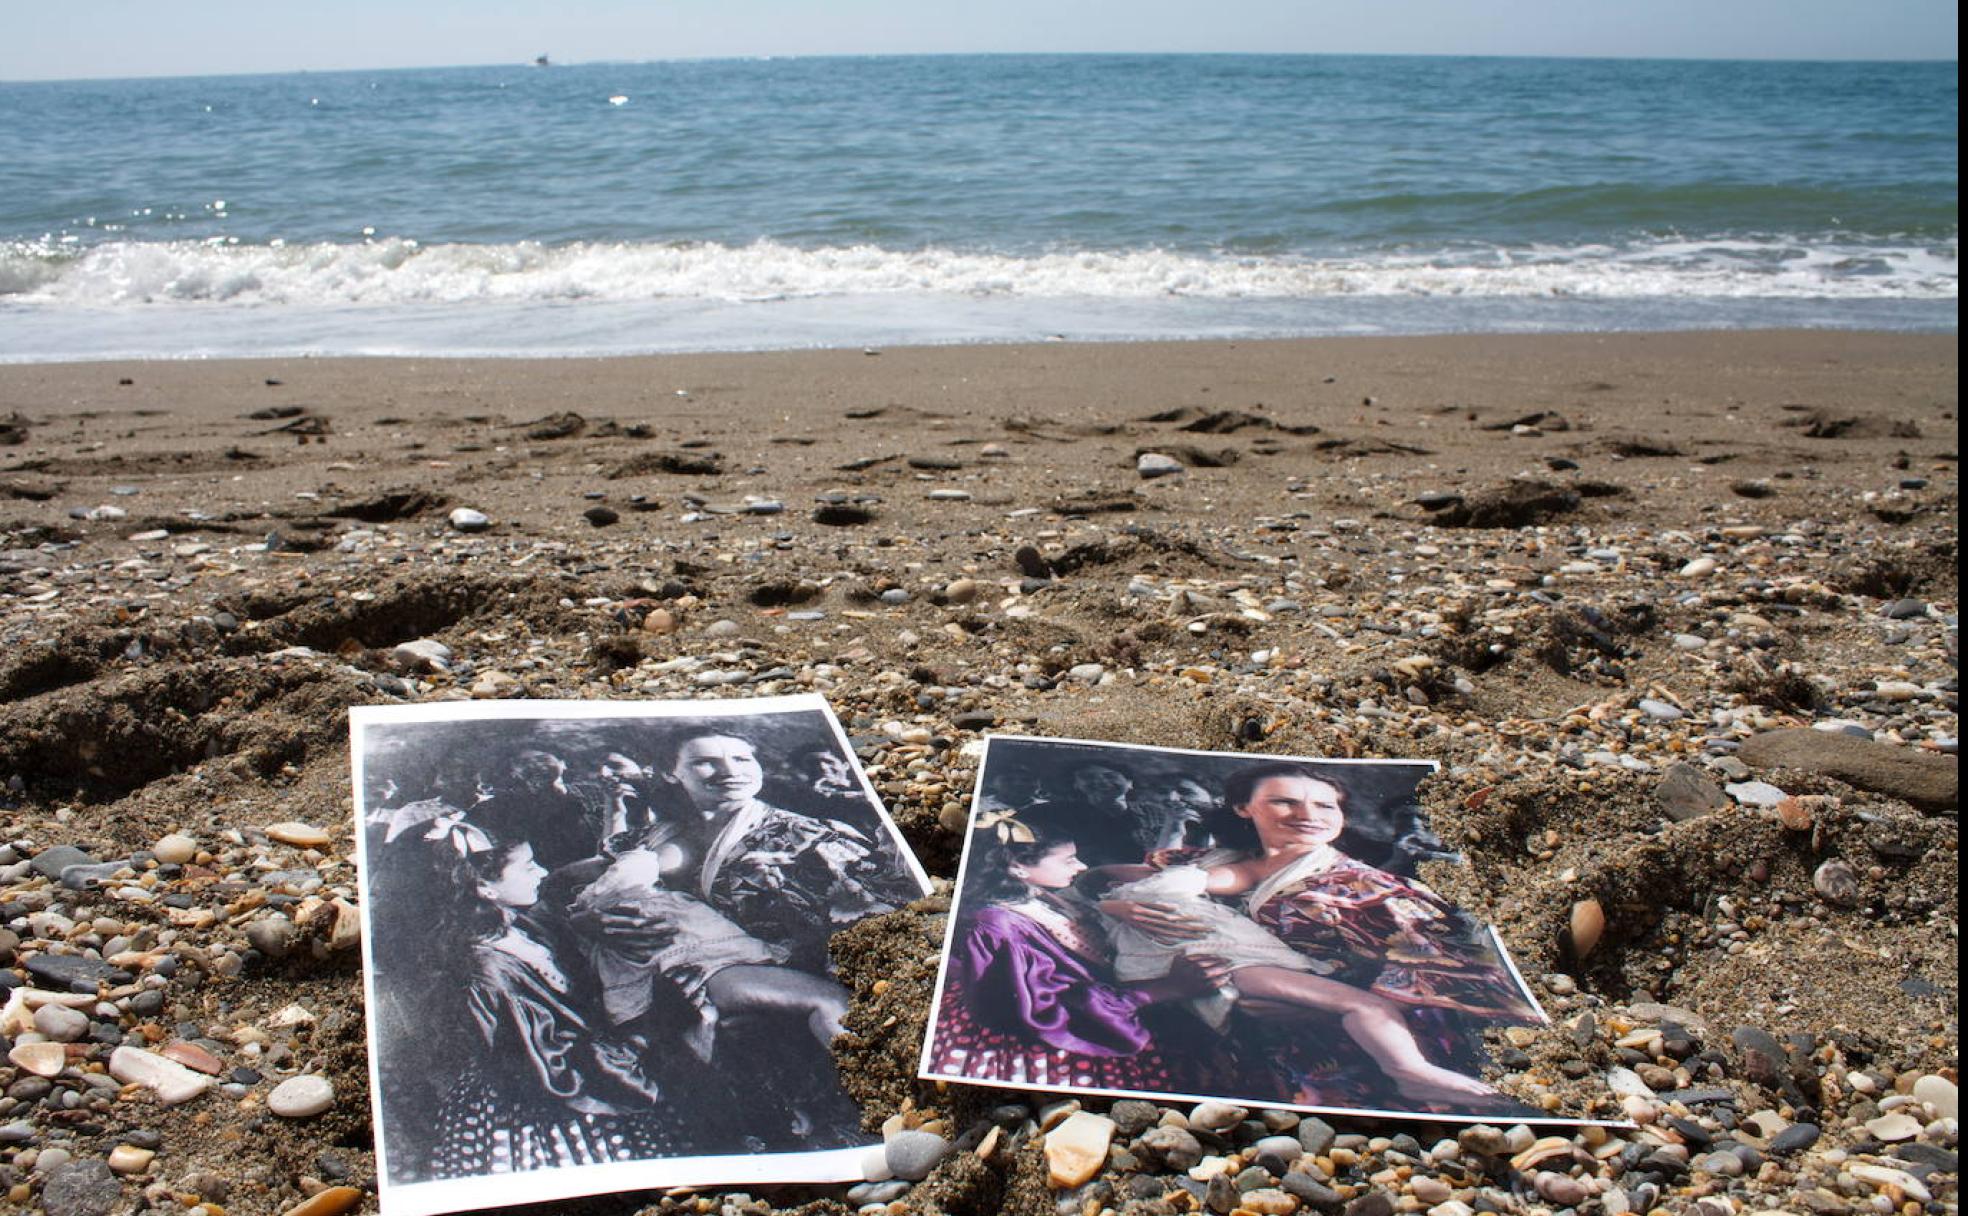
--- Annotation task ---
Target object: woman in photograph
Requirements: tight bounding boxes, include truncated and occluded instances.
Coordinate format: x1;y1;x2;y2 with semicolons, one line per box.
1103;762;1539;1110
633;727;920;970
925;819;1230;1090
403;802;685;1179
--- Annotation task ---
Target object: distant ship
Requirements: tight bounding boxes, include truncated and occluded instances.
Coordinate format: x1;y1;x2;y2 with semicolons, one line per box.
534;54;551;67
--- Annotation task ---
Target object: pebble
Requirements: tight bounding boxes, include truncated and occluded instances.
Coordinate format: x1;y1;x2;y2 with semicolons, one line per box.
1656;762;1729;822
34;1003;90;1042
279;1188;367;1216
1045;1110;1117;1189
267;1073;336;1118
883;1129;950;1180
447;507;491;532
8;1041;67;1077
1241;1188;1301;1215
1140;1125;1205;1171
1812;858;1861;906
151;833;198;864
41;1159;120;1216
264;822;333;849
1768;1123;1821;1153
1680;556;1718;577
1864;1113;1923;1141
1138;452;1185;479
1724;780;1787;808
108;1045;214;1105
1637;697;1684;721
1912;1074;1958;1119
1296;1115;1337;1157
106;1144;155;1175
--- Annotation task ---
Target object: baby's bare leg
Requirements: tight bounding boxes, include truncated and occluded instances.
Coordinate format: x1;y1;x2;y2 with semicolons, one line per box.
1227;965;1493;1102
705;964;850;1046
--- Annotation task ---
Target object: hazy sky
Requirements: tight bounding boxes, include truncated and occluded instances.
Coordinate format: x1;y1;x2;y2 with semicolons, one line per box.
2;0;1958;82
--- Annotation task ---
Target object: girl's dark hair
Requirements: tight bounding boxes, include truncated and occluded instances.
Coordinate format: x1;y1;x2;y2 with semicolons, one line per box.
1206;763;1349;852
968;819;1076;904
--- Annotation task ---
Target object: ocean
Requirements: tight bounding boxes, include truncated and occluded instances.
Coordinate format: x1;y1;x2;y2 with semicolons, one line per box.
0;54;1955;361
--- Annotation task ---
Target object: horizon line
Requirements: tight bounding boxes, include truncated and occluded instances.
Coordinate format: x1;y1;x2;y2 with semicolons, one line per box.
3;47;1959;87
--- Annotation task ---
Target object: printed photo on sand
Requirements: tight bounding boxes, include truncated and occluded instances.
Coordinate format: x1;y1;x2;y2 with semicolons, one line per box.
352;695;930;1216
922;737;1553;1124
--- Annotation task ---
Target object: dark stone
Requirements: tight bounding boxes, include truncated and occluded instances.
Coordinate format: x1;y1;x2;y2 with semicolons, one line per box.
1296;1116;1336;1157
28;845;95;880
1737;727;1957;812
1014;545;1053;580
24;954;129;993
952;711;998;732
581;506;620;527
1891;1144;1958;1173
1415;491;1464;512
1656;762;1730;822
907;455;963;471
1205;1172;1239;1214
1109;1099;1161;1136
1884;598;1929;619
1730;1026;1790;1089
1665;1117;1710;1148
1282;1173;1342;1211
42;1159;121;1216
1343;1191;1396;1216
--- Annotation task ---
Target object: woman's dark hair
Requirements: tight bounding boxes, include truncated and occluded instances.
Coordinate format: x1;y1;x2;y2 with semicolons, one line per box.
1206;762;1349;852
968;819;1077;904
655;726;759;777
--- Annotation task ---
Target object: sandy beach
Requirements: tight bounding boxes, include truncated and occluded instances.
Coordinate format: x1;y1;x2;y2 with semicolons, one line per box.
0;329;1957;1215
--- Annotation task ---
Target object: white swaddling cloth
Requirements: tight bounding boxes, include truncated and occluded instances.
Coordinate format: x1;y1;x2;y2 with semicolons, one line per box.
1103;864;1321;1028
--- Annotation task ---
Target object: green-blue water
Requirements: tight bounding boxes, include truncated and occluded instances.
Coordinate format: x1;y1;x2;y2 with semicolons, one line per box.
0;54;1955;358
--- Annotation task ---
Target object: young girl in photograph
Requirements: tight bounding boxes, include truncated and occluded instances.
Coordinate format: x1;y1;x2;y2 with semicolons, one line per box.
402;807;683;1179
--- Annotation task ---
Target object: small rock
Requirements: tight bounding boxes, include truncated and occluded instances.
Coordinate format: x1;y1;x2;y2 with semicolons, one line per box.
265;822;332;849
1768;1123;1821;1154
34;1003;90;1042
1343;1191;1395;1216
108;1046;215;1105
151;834;198;865
1638;697;1684;722
943;578;981;604
41;1159;121;1216
1865;1113;1923;1141
1242;1188;1301;1215
8;1041;67;1077
1656;763;1729;822
279;1187;367;1216
1912;1074;1958;1119
1812;859;1861;907
1110;1099;1161;1136
247;915;300;959
582;506;620;527
106;1144;155;1175
447;507;491;532
1138;452;1185;479
1296;1115;1337;1157
1045;1110;1117;1189
1724;780;1787;808
268;1073;335;1118
1140;1125;1204;1171
884;1129;950;1181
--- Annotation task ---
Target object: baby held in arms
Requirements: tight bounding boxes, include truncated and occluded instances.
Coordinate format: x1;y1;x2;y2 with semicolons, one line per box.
571;844;850;1062
1097;863;1492;1104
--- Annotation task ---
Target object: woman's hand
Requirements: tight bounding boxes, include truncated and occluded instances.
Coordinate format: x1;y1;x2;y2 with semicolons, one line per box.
1097;899;1210;944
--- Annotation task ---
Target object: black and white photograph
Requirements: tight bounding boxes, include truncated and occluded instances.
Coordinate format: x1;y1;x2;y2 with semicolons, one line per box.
923;737;1556;1125
351;695;930;1216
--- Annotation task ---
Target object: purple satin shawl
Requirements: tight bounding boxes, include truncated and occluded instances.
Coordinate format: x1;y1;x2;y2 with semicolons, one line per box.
956;905;1153;1057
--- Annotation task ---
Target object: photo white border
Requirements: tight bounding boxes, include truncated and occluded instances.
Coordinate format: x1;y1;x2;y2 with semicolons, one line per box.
917;735;1624;1128
352;693;931;1215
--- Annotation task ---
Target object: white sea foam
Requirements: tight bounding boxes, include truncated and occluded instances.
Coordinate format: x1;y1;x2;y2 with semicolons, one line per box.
1;235;1955;310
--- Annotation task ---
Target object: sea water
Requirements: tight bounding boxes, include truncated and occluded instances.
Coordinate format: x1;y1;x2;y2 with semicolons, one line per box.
0;54;1955;360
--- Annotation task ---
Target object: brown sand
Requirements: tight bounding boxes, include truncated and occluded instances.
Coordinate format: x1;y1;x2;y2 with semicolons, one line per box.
0;330;1955;1215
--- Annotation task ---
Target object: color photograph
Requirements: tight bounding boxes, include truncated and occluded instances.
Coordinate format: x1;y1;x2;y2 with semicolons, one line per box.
351;695;929;1215
923;738;1551;1123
